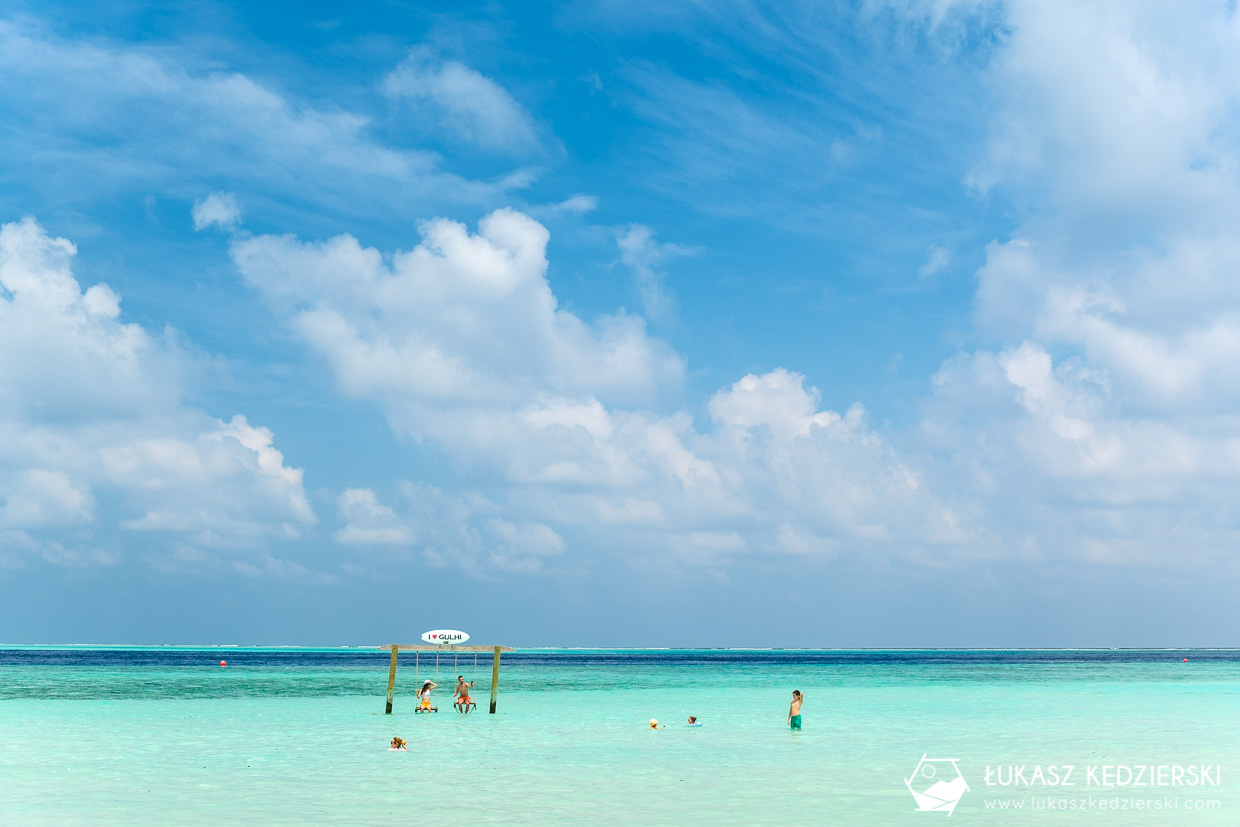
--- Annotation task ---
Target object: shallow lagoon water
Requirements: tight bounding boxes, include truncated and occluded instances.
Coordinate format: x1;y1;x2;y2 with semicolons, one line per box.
1;648;1237;825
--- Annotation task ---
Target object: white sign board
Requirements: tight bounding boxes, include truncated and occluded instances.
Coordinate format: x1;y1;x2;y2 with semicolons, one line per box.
421;629;469;645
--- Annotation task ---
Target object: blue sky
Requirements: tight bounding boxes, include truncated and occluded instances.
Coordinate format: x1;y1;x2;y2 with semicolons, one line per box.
3;0;1240;646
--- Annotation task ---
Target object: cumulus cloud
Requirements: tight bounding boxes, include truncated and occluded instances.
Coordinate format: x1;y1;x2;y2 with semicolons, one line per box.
708;368;841;440
192;192;241;231
234;209;959;571
233;208;686;435
965;0;1240;226
918;0;1240;568
383;48;541;153
0;216;315;568
323;368;959;573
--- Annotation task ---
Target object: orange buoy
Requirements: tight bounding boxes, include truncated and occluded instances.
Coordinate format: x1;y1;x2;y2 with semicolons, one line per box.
1183;658;1188;662
220;660;227;667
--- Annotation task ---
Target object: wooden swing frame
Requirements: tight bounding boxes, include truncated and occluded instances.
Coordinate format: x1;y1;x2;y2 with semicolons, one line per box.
382;644;514;714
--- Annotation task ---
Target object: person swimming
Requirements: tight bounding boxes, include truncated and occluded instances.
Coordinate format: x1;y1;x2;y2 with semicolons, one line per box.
687;716;702;726
416;680;438;713
649;719;661;729
389;737;407;750
453;675;476;713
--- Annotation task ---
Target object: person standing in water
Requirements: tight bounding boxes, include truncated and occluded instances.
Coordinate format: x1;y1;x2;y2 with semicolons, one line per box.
787;690;804;730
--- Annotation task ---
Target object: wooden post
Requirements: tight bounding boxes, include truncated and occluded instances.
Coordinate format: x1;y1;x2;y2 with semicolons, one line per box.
489;645;501;713
385;647;398;714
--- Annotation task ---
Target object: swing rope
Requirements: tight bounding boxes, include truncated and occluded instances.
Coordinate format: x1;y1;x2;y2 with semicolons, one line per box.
472;651;479;709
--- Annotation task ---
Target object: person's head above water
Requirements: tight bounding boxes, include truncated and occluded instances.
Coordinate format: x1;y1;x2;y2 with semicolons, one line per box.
390;737;406;750
649;719;659;728
688;716;697;724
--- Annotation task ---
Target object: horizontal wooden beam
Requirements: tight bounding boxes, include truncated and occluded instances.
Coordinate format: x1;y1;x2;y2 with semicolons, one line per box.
380;644;515;652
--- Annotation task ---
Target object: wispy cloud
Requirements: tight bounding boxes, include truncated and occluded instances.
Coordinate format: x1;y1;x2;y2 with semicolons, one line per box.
0;21;519;222
615;223;693;323
383;47;543;155
918;245;951;279
554;194;598;215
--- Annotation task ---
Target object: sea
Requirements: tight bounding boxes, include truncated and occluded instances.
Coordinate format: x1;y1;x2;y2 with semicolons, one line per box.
1;647;1236;825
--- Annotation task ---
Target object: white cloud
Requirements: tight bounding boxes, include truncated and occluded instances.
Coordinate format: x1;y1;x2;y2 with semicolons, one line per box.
192;192;241;231
0;22;511;218
383;48;541;153
107;414;313;539
336;367;957;573
615;223;692;323
335;483;568;575
233;208;686;433
554;194;598;215
0;529;119;569
966;0;1240;225
917;0;1240;568
0;217;182;421
918;245;951;279
0;216;315;566
231;555;339;585
237;209;960;571
615;53;902;233
707;368;840;440
333;488;414;546
0;469;94;528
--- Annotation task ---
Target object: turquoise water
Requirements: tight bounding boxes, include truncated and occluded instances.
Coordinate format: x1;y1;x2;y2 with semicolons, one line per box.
1;648;1237;825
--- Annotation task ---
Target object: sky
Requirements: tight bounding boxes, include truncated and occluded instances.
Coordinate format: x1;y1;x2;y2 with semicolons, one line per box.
3;0;1240;646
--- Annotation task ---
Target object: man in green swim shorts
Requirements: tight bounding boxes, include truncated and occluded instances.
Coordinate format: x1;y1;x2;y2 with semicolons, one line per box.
788;689;803;730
